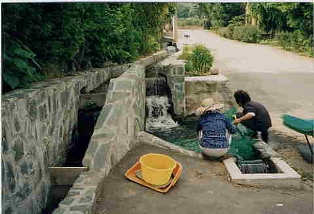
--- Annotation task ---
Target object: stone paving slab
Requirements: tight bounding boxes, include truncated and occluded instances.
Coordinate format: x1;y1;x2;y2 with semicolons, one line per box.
95;144;313;214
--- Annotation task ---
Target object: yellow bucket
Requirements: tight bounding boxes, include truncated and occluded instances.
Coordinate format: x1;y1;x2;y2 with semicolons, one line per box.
139;153;176;186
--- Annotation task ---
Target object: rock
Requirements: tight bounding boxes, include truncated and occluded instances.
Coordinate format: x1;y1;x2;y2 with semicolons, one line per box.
298;144;313;163
167;46;176;54
210;68;219;75
253;140;280;159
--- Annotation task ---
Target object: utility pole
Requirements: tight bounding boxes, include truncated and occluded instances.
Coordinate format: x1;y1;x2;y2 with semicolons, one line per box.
172;10;178;43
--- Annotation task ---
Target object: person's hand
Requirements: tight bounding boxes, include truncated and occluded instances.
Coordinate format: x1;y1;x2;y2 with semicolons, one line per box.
233;118;241;125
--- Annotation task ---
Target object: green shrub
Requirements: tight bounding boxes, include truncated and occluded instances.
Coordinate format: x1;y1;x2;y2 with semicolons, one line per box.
232;26;262;43
217;26;234;39
184;61;193;73
178;18;204;27
228;14;245;27
180;45;214;76
178;45;191;60
275;31;313;56
3;39;44;90
189;44;214;74
210;26;220;32
178;45;193;73
275;31;292;49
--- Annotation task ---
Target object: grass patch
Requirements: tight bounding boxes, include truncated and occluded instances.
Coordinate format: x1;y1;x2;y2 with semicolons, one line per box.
178;44;214;76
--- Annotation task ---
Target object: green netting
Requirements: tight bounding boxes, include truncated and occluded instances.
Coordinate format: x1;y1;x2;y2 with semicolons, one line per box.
223;107;258;160
169;138;202;153
151;107;259;160
223;106;238;120
282;114;314;136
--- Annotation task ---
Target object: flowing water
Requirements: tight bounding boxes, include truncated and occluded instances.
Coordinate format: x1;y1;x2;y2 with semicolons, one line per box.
145;96;178;132
145;75;178;132
147;115;202;153
146;77;168;96
145;74;200;152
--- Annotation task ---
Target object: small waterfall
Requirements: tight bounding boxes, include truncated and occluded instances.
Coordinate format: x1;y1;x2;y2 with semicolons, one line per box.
145;96;178;132
146;77;168;96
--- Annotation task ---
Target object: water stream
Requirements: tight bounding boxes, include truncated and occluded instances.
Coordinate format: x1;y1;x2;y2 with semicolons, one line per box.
146;77;168;96
145;96;178;132
147;116;202;153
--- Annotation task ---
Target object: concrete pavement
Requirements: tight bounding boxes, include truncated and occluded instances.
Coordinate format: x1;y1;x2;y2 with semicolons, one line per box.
95;144;313;214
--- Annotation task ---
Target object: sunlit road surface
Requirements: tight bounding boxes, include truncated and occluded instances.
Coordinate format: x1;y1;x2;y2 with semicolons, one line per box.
177;29;314;135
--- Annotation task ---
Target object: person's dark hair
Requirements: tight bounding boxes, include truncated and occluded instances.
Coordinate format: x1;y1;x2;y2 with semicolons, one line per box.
234;90;251;106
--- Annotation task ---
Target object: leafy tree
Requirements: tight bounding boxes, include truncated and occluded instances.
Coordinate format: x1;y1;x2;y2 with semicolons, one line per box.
177;3;192;18
251;3;288;34
278;3;313;37
2;3;174;93
209;3;245;27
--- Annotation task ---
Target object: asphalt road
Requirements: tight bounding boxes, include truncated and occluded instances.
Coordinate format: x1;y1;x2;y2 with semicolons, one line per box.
177;29;314;172
178;29;314;132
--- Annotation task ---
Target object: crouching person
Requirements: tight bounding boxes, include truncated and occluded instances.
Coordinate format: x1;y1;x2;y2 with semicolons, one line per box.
233;90;272;143
196;98;237;158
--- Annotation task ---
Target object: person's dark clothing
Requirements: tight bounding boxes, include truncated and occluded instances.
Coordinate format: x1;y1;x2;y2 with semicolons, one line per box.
197;111;237;148
236;100;272;143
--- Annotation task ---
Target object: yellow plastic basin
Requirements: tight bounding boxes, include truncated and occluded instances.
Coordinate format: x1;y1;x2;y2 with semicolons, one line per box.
139;153;176;186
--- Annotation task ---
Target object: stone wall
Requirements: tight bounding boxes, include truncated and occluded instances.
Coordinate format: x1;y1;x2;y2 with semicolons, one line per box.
52;51;168;214
1;64;129;214
146;52;186;117
185;75;236;115
82;62;147;173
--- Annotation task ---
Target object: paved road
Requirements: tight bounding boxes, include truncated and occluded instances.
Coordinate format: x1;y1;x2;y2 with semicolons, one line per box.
178;29;314;134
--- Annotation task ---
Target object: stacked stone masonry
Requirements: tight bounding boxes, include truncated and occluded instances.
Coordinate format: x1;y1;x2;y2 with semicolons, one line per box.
53;51;168;214
1;64;129;214
185;75;236;115
146;53;186;117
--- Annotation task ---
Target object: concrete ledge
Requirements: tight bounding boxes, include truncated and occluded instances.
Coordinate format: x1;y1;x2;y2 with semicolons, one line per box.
185;74;228;83
137;131;202;158
139;51;169;68
49;167;88;186
53;170;104;214
79;93;107;109
223;157;301;189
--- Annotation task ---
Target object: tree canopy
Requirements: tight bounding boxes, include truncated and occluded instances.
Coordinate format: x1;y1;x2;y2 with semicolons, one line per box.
2;3;175;93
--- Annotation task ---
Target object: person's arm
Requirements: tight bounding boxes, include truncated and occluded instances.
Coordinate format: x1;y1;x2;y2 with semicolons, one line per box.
234;104;256;125
233;113;254;125
225;118;237;134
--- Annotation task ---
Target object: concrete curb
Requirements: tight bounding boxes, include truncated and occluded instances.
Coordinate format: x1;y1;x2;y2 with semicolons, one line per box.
223;141;301;189
137;131;202;159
